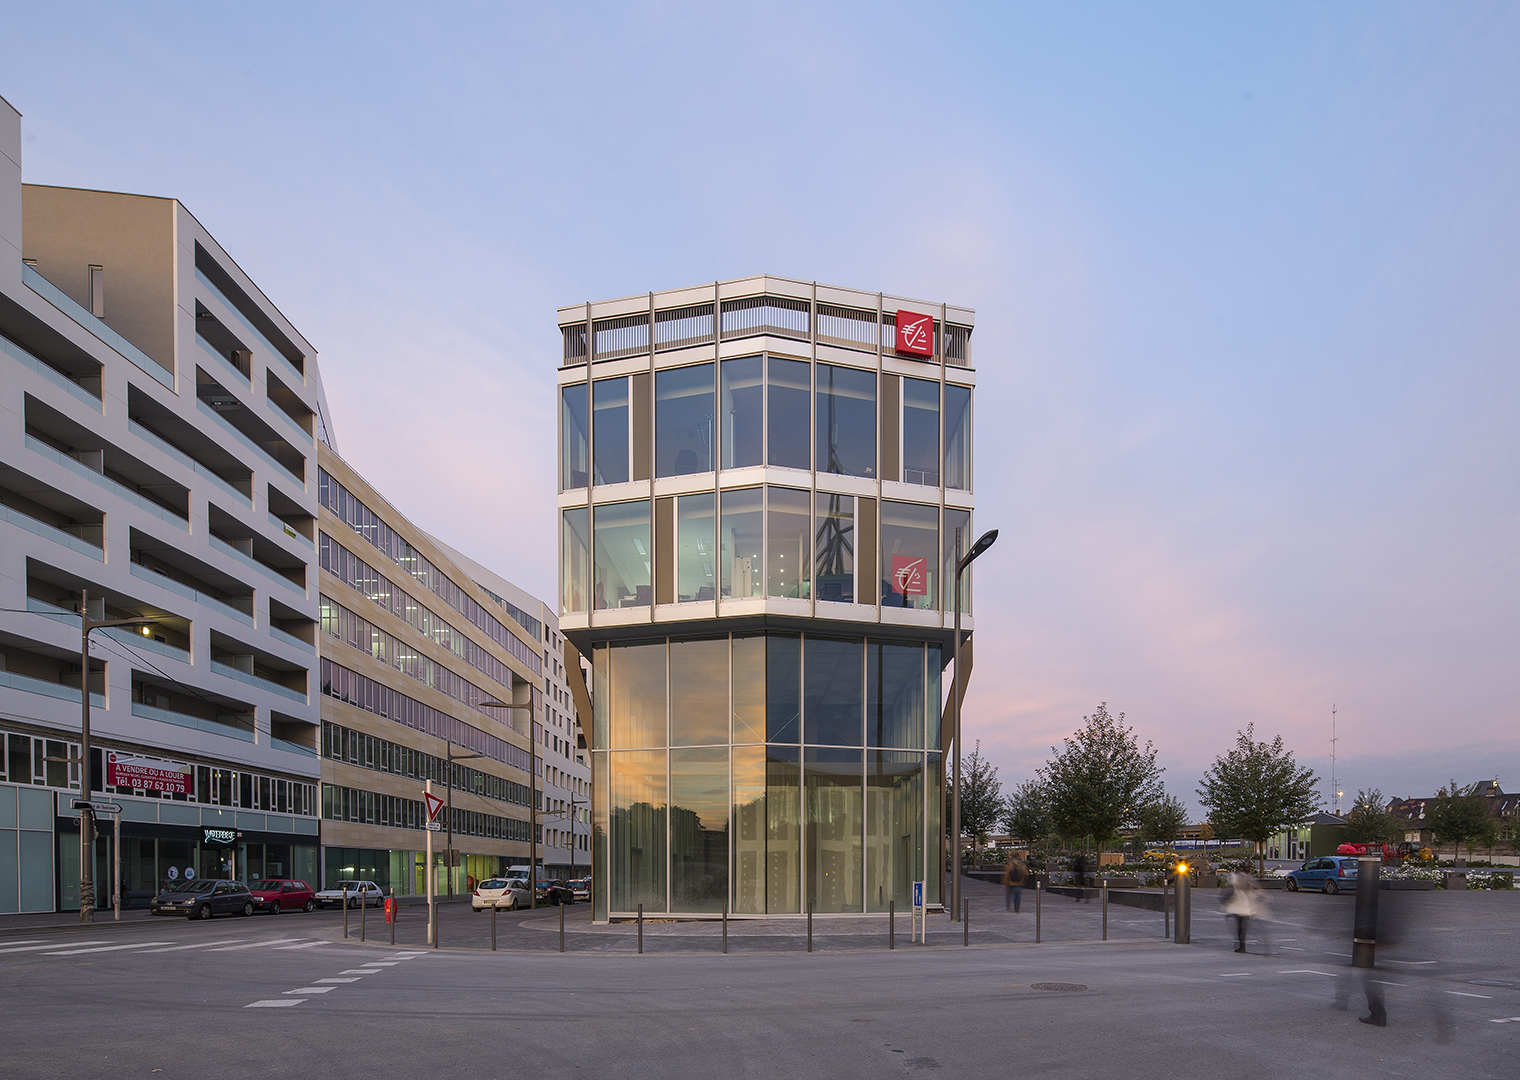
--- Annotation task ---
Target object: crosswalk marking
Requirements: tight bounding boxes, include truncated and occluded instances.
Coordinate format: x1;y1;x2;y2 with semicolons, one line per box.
316;977;360;983
338;969;377;975
44;942;173;956
246;999;304;1008
209;938;304;951
1277;970;1337;977
360;961;399;966
284;986;334;995
273;942;323;950
0;939;111;955
1219;973;1251;977
138;939;244;953
1446;991;1491;999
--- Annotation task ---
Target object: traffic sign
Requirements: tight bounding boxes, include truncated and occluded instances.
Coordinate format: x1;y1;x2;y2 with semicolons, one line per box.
71;799;123;815
424;821;442;832
912;881;924;910
424;791;445;822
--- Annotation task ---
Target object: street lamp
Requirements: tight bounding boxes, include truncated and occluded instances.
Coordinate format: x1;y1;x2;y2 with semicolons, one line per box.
950;527;998;923
477;699;539;909
444;741;486;900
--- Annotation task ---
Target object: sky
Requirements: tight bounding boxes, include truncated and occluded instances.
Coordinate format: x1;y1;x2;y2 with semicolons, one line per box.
2;2;1515;817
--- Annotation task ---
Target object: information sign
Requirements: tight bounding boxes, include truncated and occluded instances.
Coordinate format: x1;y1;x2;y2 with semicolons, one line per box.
424;821;443;832
106;752;192;795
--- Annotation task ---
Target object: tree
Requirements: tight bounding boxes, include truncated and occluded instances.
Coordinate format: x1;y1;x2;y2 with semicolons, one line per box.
1197;725;1319;876
950;741;1003;866
1138;793;1189;853
1040;703;1164;853
1428;780;1495;861
1344;789;1400;846
1002;779;1051;850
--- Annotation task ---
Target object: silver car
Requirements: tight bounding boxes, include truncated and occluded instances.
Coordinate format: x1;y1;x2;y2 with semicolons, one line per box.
315;880;383;908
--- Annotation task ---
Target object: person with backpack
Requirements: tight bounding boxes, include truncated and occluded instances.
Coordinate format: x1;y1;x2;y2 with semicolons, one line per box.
1002;853;1029;912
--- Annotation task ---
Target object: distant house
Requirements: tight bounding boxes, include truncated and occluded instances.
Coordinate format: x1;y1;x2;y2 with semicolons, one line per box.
1387;780;1519;854
1267;813;1347;861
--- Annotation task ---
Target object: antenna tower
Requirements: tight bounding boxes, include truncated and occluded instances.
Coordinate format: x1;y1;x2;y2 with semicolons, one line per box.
1331;703;1339;816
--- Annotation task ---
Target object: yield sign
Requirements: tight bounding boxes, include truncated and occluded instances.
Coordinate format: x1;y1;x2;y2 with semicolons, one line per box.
424;791;445;822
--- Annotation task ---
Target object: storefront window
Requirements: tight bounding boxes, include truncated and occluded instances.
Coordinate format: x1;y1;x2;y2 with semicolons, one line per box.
732;743;800;914
943;507;971;615
593;376;630;486
927;752;944;905
721;356;762;469
731;634;766;744
805;747;862;913
814;493;854;603
656;363;714;477
561;383;589;490
944;383;972;491
868;643;924;749
562;508;589;615
902;377;940;486
670;638;728;746
593;499;650;610
720;487;762;599
768;357;811;470
766;487;811;599
804;637;862;746
817;364;875;477
766;634;801;743
675;493;715;603
927;645;943;751
881;500;938;610
609;642;666;749
610;750;666;913
866;750;923;912
670;746;729;912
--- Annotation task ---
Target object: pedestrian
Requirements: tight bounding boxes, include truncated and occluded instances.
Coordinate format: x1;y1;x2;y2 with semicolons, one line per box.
1072;853;1087;901
1221;871;1259;953
1002;853;1029;912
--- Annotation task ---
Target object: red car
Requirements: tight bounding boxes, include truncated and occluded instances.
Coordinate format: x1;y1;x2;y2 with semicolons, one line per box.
249;879;316;913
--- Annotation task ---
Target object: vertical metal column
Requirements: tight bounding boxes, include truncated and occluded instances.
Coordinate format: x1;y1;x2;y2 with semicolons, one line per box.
951;529;963;921
637;904;643;954
1101;878;1108;941
1174;871;1191;945
963;899;969;946
360;887;367;941
722;902;728;954
391;891;397;946
491;901;497;951
889;900;895;950
1353;856;1381;969
559;901;566;953
112;813;121;921
807;904;813;953
343;885;349;938
1035;881;1042;943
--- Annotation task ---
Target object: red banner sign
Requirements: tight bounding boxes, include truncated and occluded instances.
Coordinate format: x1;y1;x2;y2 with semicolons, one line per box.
106;752;192;795
892;556;928;596
895;310;934;358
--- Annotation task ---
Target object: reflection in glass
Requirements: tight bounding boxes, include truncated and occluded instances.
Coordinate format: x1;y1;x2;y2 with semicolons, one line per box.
943;507;970;616
592;750;607;919
732;634;766;743
768;357;811;470
720;487;763;598
733;744;800;914
676;493;715;603
944;383;972;491
817;364;876;477
671;746;729;912
721;356;763;469
927;645;943;752
902;377;940;486
766;634;800;743
656;363;714;477
866;751;922;912
767;487;811;599
594;500;651;610
927;752;943;905
804;637;862;746
880;500;938;611
805;747;862;913
593;377;629;485
561;508;589;615
593;645;609;749
610;750;666;913
561;383;588;490
670;638;728;746
609;641;666;749
814;493;854;603
868;643;924;749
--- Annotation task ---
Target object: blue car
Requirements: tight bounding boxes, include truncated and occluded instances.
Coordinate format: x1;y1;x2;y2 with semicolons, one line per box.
1286;856;1360;894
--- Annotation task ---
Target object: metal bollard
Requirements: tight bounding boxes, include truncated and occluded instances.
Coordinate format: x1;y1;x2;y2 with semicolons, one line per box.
722;902;728;955
1353;856;1381;969
1175;871;1191;945
559;901;565;953
963;899;969;946
889;900;895;950
637;904;643;954
1163;878;1170;939
807;903;813;953
390;894;396;946
343;886;350;939
433;898;439;950
360;888;367;942
1101;878;1108;941
491;901;497;951
1035;881;1042;943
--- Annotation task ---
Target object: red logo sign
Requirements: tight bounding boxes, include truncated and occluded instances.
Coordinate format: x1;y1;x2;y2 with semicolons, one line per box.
892;556;928;596
895;310;934;358
106;752;192;795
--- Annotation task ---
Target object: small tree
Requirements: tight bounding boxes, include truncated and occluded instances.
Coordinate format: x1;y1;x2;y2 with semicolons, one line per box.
1428;780;1495;862
951;741;1003;867
1197;725;1319;877
1344;789;1400;846
1003;779;1051;852
1041;703;1164;854
1138;793;1189;853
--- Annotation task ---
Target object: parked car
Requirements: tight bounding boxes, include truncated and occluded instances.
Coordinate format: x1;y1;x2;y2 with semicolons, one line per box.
472;878;531;912
1286;856;1360;894
537;879;574;905
314;880;384;909
249;879;317;914
151;879;255;919
568;877;590;902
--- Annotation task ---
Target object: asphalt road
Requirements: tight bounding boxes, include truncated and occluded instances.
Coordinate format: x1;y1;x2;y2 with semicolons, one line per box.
2;885;1516;1079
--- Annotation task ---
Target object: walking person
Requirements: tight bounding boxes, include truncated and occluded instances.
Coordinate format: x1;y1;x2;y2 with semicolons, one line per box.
1002;853;1029;912
1072;853;1087;901
1221;871;1260;953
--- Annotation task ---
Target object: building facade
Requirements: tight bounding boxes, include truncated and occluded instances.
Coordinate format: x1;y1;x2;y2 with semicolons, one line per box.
557;276;976;919
315;447;543;895
0;95;327;912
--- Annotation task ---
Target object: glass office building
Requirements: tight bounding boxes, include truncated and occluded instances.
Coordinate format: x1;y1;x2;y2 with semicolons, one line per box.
557;277;975;919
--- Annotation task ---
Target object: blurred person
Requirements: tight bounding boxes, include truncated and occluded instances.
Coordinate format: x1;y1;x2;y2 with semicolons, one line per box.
1072;853;1087;901
1221;872;1260;953
1002;853;1028;912
1332;888;1451;1039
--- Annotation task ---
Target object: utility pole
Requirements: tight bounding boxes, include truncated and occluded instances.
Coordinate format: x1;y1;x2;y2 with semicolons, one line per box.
949;528;998;922
445;741;486;899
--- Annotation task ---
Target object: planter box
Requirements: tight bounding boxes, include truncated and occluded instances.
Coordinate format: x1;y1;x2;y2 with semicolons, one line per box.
1254;877;1287;890
1381;880;1437;891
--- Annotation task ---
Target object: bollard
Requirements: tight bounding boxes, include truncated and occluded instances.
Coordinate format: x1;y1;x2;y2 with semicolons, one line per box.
360;888;367;942
1101;878;1108;941
491;900;497;951
559;900;565;953
343;885;350;939
807;903;813;953
1174;870;1191;945
433;898;439;950
637;904;643;954
1352;856;1381;969
1035;881;1042;943
889;900;895;950
390;894;396;946
1163;878;1169;939
963;899;969;946
722;902;728;955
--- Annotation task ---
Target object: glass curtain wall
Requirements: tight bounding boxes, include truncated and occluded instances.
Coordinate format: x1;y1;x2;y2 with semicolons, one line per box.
675;494;715;603
768;358;811;470
881;500;939;610
561;508;589;615
817;364;876;478
593;377;630;485
902;377;940;486
943;507;971;616
814;493;854;604
656;364;715;477
561;384;588;490
720;488;763;599
721;356;763;469
593;500;650;610
766;488;811;599
944;383;972;491
670;746;728;911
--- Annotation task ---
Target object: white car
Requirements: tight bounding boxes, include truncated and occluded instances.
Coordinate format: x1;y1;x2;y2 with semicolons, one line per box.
472;877;530;912
316;880;383;909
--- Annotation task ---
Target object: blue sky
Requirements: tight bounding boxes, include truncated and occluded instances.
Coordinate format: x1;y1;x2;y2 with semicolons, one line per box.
3;2;1515;816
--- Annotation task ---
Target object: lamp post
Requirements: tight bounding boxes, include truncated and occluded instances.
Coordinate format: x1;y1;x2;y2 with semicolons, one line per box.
71;589;161;922
950;528;998;923
444;741;486;900
478;699;539;909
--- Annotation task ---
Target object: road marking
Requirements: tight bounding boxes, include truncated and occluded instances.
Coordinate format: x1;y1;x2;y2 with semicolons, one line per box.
0;940;46;948
338;969;377;975
1382;959;1437;966
209;938;305;951
360;961;399;966
1490;1017;1520;1024
1278;970;1337;977
1372;981;1406;986
246;999;304;1008
316;977;360;983
43;942;172;956
0;940;111;955
1445;991;1492;999
274;942;323;950
1219;973;1252;977
137;939;244;953
284;986;335;995
1279;946;1304;950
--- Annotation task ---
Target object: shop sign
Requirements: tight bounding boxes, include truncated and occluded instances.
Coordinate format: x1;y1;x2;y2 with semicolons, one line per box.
202;828;238;846
895;310;934;358
106;752;192;795
892;556;928;596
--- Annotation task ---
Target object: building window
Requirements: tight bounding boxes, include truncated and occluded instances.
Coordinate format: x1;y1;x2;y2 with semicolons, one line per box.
561;384;589;490
721;356;763;469
767;357;811;471
593;377;630;486
814;493;854;604
670;638;728;746
867;643;925;749
804;637;863;746
670;745;729;912
609;749;666;913
593;499;650;609
766;487;811;600
561;508;589;614
943;507;971;615
816;364;876;477
720;487;763;599
944;383;972;491
881;501;939;610
902;377;940;486
655;363;715;477
675;492;715;603
805;746;863;912
609;641;666;749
